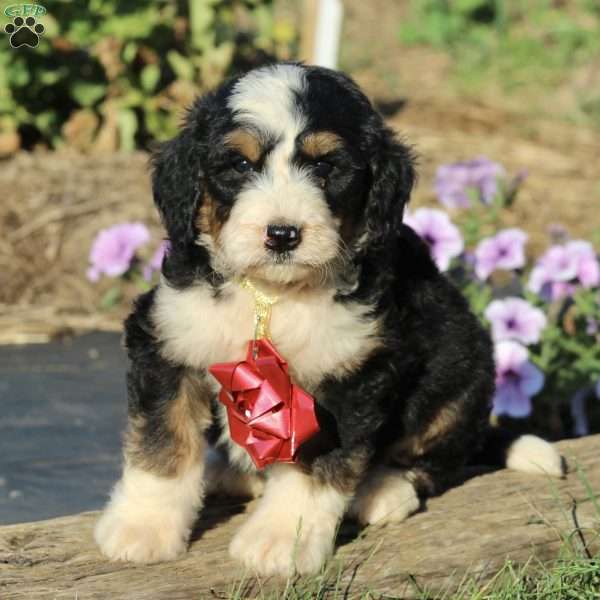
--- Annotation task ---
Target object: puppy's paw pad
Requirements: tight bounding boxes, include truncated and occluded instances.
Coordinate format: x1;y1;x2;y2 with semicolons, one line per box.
507;435;565;478
229;517;333;576
351;469;420;526
94;507;188;563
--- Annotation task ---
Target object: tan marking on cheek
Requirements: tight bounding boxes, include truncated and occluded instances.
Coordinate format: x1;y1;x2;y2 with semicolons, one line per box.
224;128;262;163
196;192;224;241
301;131;343;158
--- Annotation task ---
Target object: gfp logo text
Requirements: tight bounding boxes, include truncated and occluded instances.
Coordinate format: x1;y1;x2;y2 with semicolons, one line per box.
4;4;46;18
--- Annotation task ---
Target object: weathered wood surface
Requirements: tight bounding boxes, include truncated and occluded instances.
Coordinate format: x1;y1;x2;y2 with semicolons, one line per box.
1;436;599;599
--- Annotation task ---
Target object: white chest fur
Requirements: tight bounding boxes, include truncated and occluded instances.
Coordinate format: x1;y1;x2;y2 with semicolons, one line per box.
153;280;381;390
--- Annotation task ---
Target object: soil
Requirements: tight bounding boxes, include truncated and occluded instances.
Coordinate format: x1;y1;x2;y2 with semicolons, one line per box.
1;0;599;342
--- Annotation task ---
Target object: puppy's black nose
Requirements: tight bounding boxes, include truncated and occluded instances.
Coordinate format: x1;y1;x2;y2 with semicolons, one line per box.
265;224;301;252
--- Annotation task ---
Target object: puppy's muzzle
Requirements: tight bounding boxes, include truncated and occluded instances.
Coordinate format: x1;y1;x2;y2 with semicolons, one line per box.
264;224;301;253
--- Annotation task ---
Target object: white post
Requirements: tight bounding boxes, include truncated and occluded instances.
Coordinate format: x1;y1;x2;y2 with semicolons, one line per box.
302;0;344;69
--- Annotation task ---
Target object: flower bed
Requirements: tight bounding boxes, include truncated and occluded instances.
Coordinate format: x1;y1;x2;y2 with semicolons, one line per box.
87;157;600;438
407;158;600;436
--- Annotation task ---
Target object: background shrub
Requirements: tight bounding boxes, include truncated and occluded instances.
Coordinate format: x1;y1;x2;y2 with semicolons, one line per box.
0;0;296;154
399;0;600;126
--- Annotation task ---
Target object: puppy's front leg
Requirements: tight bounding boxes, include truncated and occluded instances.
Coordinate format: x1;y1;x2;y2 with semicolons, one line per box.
94;454;203;563
229;463;349;576
95;303;212;563
95;371;210;563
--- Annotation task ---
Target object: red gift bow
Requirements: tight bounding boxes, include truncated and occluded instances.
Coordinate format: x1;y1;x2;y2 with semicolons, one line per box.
208;338;319;469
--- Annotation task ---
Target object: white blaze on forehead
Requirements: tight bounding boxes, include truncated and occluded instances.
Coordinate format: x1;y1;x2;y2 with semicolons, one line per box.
220;64;339;285
228;64;307;136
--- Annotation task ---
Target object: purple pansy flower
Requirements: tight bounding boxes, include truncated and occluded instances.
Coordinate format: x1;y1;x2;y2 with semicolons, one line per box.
87;222;150;282
528;240;600;301
404;208;464;271
143;240;170;281
530;245;578;284
492;341;544;418
434;157;505;209
484;297;547;345
570;241;600;287
474;228;528;280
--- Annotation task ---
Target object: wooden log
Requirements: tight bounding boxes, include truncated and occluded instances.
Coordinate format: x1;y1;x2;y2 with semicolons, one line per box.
1;436;599;599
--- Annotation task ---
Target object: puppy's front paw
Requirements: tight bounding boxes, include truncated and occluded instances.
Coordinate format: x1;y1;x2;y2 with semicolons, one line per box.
229;512;334;576
95;464;204;563
94;503;189;563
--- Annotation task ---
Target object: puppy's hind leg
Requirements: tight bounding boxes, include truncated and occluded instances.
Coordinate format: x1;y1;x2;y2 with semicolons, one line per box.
204;446;265;499
349;467;420;526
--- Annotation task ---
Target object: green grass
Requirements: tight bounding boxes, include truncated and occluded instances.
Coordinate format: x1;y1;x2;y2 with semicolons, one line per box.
226;550;600;599
398;0;600;126
433;555;600;600
224;464;600;599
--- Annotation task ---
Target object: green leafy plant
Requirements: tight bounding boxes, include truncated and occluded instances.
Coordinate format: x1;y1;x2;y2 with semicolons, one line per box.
0;0;297;154
398;0;600;125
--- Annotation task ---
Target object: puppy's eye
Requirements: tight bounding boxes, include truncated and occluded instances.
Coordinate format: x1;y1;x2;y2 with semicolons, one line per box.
231;155;254;174
314;160;333;178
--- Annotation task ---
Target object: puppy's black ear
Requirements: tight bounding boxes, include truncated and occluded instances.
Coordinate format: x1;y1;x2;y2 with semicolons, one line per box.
151;124;203;250
364;126;416;247
151;100;218;287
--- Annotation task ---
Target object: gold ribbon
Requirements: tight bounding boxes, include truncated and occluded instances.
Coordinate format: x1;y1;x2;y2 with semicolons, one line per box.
240;278;279;342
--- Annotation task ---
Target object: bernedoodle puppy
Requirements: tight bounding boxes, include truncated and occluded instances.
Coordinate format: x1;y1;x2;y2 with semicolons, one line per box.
95;63;564;576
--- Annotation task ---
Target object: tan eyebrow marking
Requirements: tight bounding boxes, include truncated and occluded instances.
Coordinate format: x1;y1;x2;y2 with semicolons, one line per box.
223;128;262;163
301;131;343;158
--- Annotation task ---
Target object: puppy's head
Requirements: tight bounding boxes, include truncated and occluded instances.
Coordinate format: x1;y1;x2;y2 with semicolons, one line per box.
152;63;415;288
